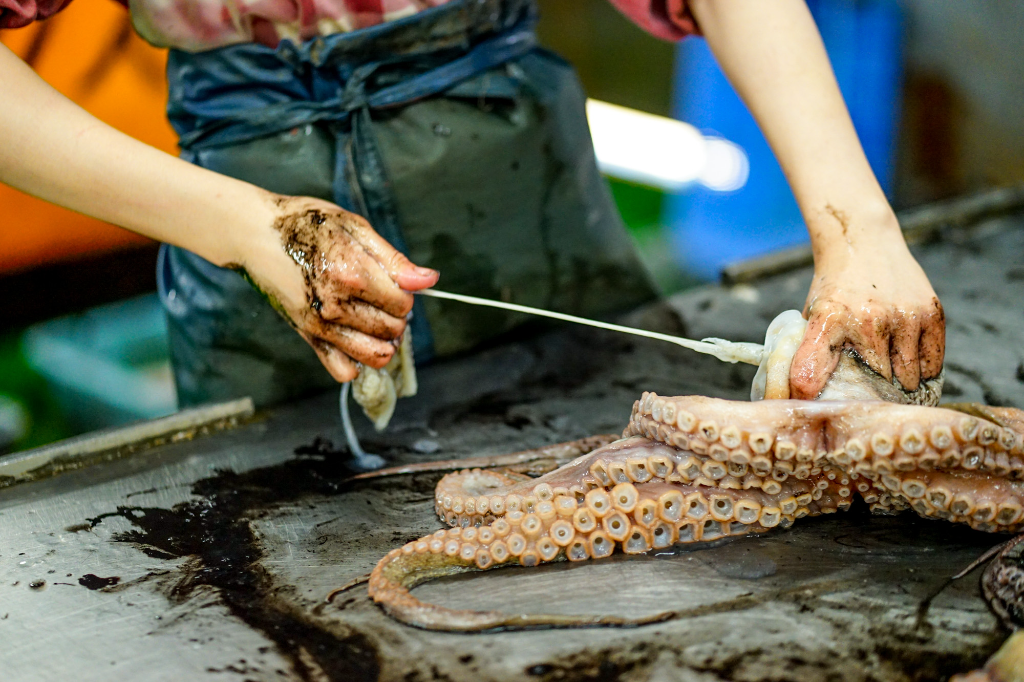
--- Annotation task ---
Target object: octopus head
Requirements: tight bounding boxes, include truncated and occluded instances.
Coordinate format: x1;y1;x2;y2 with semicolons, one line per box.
751;310;944;406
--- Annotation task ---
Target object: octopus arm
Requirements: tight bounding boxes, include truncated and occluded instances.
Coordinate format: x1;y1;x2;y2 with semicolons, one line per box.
361;391;1024;634
368;438;824;631
348;435;618;482
368;547;676;631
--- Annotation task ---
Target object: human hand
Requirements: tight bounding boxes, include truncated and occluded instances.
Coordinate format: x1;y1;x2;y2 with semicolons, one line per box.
234;194;438;382
789;233;945;400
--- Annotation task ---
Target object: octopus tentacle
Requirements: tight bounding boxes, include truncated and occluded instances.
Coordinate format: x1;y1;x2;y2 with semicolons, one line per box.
367;535;679;631
368;471;819;631
942;403;1024;434
348;435;618;482
431;436;842;529
360;393;1024;632
629;394;1024;529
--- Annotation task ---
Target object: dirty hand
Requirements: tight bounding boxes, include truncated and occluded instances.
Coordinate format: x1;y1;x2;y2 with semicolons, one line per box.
235;195;438;382
789;232;945;399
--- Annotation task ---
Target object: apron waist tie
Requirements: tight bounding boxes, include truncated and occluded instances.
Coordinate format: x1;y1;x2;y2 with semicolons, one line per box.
165;3;539;362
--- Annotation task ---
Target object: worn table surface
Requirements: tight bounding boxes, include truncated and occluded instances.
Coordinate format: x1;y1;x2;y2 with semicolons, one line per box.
2;212;1023;682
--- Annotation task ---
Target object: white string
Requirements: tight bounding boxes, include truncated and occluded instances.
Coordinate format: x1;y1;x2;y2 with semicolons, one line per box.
417;289;765;366
339;383;385;471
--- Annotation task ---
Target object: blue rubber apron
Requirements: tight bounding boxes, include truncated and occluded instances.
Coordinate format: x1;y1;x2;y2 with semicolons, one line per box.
158;0;655;408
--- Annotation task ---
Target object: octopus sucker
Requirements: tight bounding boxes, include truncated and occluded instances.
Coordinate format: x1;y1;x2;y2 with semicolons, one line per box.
626;398;1024;484
366;472;796;631
359;393;1024;632
351;307;1024;653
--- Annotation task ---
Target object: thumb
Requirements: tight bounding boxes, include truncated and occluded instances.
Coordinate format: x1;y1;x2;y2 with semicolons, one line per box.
789;313;843;400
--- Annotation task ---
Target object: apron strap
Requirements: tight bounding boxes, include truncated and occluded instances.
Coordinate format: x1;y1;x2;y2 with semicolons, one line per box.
167;2;538;363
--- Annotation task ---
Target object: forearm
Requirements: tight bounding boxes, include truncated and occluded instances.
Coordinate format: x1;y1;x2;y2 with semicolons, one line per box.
688;0;904;266
0;43;270;267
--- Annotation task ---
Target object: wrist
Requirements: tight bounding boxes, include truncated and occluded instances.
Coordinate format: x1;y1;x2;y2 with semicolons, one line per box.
210;186;281;269
806;197;904;265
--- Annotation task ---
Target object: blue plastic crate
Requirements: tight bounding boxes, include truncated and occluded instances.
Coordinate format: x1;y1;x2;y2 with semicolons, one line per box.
666;0;904;280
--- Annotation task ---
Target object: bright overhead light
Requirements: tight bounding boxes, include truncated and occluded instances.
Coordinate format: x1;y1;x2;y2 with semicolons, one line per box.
699;136;750;192
586;99;748;193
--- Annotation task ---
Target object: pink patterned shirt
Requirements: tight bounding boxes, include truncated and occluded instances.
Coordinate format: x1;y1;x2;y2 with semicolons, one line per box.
1;0;696;51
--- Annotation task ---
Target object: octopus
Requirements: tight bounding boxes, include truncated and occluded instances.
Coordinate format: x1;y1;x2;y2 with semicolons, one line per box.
351;328;417;431
347;310;1024;678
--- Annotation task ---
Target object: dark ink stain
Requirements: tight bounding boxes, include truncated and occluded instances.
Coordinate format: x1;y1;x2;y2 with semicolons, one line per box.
524;649;640;682
78;574;122;590
29;579;46;590
86;443;383;682
269;205;408;351
126;487;159;499
825;203;851;239
275;208;332;315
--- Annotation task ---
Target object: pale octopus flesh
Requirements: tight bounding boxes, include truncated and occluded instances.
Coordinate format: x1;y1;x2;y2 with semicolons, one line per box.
351;310;1023;677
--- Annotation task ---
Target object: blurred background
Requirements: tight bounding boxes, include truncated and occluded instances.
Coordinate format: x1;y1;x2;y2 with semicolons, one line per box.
1;0;1023;452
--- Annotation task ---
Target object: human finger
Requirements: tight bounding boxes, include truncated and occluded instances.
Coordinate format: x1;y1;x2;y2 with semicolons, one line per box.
789;309;844;400
918;299;946;380
314;321;397;370
307;338;360;383
342;216;439;290
322;245;414;318
890;313;922;392
318;295;407;341
847;313;892;382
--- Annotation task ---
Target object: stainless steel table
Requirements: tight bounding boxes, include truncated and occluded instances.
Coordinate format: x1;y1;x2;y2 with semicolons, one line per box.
2;198;1022;682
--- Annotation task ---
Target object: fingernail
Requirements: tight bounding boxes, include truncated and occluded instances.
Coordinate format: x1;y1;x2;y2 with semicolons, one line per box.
414;266;438;278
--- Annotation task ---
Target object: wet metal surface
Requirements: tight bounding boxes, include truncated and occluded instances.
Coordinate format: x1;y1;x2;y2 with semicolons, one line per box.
1;211;1023;681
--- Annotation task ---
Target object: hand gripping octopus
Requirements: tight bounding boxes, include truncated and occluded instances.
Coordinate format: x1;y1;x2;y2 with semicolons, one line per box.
346;311;1024;679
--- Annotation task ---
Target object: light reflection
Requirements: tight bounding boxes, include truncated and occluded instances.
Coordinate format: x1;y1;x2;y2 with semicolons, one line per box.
586;99;748;193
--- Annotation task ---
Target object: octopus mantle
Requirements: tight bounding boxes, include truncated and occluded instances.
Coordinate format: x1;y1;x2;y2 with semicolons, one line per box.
366;394;1024;631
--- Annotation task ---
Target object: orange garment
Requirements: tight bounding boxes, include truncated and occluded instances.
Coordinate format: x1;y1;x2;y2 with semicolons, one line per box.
0;0;698;276
0;0;175;275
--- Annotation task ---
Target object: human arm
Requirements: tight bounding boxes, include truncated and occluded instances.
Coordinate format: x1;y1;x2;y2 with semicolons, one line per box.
687;0;944;398
0;43;437;382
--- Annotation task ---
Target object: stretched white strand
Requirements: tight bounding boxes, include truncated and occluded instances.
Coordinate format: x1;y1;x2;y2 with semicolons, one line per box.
417;289;764;366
